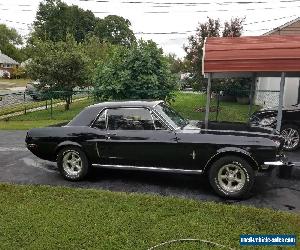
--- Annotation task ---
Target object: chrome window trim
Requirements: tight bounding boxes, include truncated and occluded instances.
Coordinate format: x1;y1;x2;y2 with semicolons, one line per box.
90;107;106;128
151;109;177;131
150;110;171;131
91;105;177;132
152;103;182;131
90;108;107;130
105;107;157;131
152;100;165;108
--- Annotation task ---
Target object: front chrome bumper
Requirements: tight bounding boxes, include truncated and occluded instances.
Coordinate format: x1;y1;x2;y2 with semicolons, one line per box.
262;161;284;168
258;156;294;177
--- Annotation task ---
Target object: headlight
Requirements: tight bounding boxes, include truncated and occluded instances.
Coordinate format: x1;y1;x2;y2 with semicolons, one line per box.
259;117;276;126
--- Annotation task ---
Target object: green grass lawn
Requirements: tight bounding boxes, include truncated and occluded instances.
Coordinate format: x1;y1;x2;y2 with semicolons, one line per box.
0;184;298;250
0;78;30;88
0;92;258;130
0;120;64;130
0;98;94;130
171;92;259;121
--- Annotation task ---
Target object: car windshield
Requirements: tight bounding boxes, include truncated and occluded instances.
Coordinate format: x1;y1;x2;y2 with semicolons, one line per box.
155;103;188;129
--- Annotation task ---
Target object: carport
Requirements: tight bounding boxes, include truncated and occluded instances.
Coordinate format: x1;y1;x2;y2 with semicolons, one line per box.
202;35;300;131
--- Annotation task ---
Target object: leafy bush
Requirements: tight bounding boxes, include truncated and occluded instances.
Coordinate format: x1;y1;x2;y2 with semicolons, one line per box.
93;40;178;101
191;81;202;91
11;66;27;79
212;78;251;97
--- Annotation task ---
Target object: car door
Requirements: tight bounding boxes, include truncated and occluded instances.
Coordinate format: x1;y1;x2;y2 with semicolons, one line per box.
96;107;180;168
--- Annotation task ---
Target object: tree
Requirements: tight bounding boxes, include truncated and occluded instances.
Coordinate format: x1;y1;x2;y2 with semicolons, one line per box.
32;0;136;47
82;35;114;71
33;0;96;42
94;15;136;47
27;35;89;110
166;53;184;75
0;24;23;62
93;40;177;101
184;17;244;88
223;18;244;37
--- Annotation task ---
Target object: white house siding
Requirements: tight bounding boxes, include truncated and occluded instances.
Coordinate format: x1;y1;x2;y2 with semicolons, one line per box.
255;77;299;108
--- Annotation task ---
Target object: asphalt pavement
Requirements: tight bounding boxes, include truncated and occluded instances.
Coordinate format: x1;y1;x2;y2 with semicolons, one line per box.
0;130;299;212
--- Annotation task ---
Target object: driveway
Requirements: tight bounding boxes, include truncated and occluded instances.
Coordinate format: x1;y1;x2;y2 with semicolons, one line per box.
0;130;299;212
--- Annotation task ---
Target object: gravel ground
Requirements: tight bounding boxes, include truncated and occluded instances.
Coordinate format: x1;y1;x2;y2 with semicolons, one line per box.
0;89;33;108
0;130;299;212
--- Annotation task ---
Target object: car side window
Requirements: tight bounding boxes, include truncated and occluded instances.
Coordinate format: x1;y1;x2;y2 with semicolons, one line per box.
93;110;107;129
107;108;156;130
152;114;169;130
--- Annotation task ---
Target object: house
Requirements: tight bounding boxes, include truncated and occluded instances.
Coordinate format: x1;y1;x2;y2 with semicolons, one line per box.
0;51;19;78
255;17;300;107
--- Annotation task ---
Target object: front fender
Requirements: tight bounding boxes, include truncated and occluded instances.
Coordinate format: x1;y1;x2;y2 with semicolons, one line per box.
203;146;259;172
55;141;83;155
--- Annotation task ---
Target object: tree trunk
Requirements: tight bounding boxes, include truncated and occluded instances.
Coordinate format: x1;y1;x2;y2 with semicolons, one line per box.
65;96;71;111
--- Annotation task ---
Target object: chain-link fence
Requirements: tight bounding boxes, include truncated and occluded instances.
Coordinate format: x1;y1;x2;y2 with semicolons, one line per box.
183;88;281;123
0;88;282;123
0;90;94;121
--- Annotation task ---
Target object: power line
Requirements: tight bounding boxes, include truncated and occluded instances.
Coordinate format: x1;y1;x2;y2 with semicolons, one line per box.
0;18;30;26
244;14;297;25
134;15;298;35
1;12;297;35
1;4;300;13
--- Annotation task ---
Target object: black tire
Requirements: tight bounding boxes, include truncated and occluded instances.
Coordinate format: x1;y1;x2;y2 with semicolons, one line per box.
208;156;254;199
57;146;89;181
281;124;300;151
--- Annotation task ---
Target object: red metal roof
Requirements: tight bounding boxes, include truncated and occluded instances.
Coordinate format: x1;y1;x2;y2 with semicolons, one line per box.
203;35;300;74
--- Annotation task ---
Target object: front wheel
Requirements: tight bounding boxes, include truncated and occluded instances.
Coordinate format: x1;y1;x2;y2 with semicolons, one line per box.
57;146;89;181
208;156;254;199
281;125;300;151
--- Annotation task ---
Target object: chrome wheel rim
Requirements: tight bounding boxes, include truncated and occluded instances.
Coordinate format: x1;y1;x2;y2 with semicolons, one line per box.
62;150;82;176
217;163;246;193
281;128;299;150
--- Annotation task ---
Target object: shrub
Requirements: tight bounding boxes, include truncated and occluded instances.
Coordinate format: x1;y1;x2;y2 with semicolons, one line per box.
93;40;178;101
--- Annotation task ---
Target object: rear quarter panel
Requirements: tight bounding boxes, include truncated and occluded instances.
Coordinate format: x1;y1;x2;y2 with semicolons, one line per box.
26;126;100;162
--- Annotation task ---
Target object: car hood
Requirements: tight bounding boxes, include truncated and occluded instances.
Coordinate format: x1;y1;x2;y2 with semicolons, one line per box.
180;121;283;148
183;120;279;136
260;104;300;112
251;105;300;120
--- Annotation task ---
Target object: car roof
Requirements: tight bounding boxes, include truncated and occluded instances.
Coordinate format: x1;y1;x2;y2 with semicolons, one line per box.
67;100;164;127
89;100;164;109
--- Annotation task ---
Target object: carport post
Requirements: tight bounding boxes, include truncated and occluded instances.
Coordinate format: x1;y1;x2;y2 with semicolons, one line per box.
248;73;256;118
204;73;212;129
276;72;286;132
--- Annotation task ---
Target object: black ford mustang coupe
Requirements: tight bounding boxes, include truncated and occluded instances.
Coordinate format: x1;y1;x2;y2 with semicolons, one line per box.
26;100;287;199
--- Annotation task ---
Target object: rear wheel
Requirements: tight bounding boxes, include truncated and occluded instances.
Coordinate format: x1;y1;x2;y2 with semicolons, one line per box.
281;124;300;151
208;156;254;199
57;146;89;181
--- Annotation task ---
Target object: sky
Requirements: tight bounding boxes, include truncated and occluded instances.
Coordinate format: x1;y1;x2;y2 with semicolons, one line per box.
0;0;300;58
